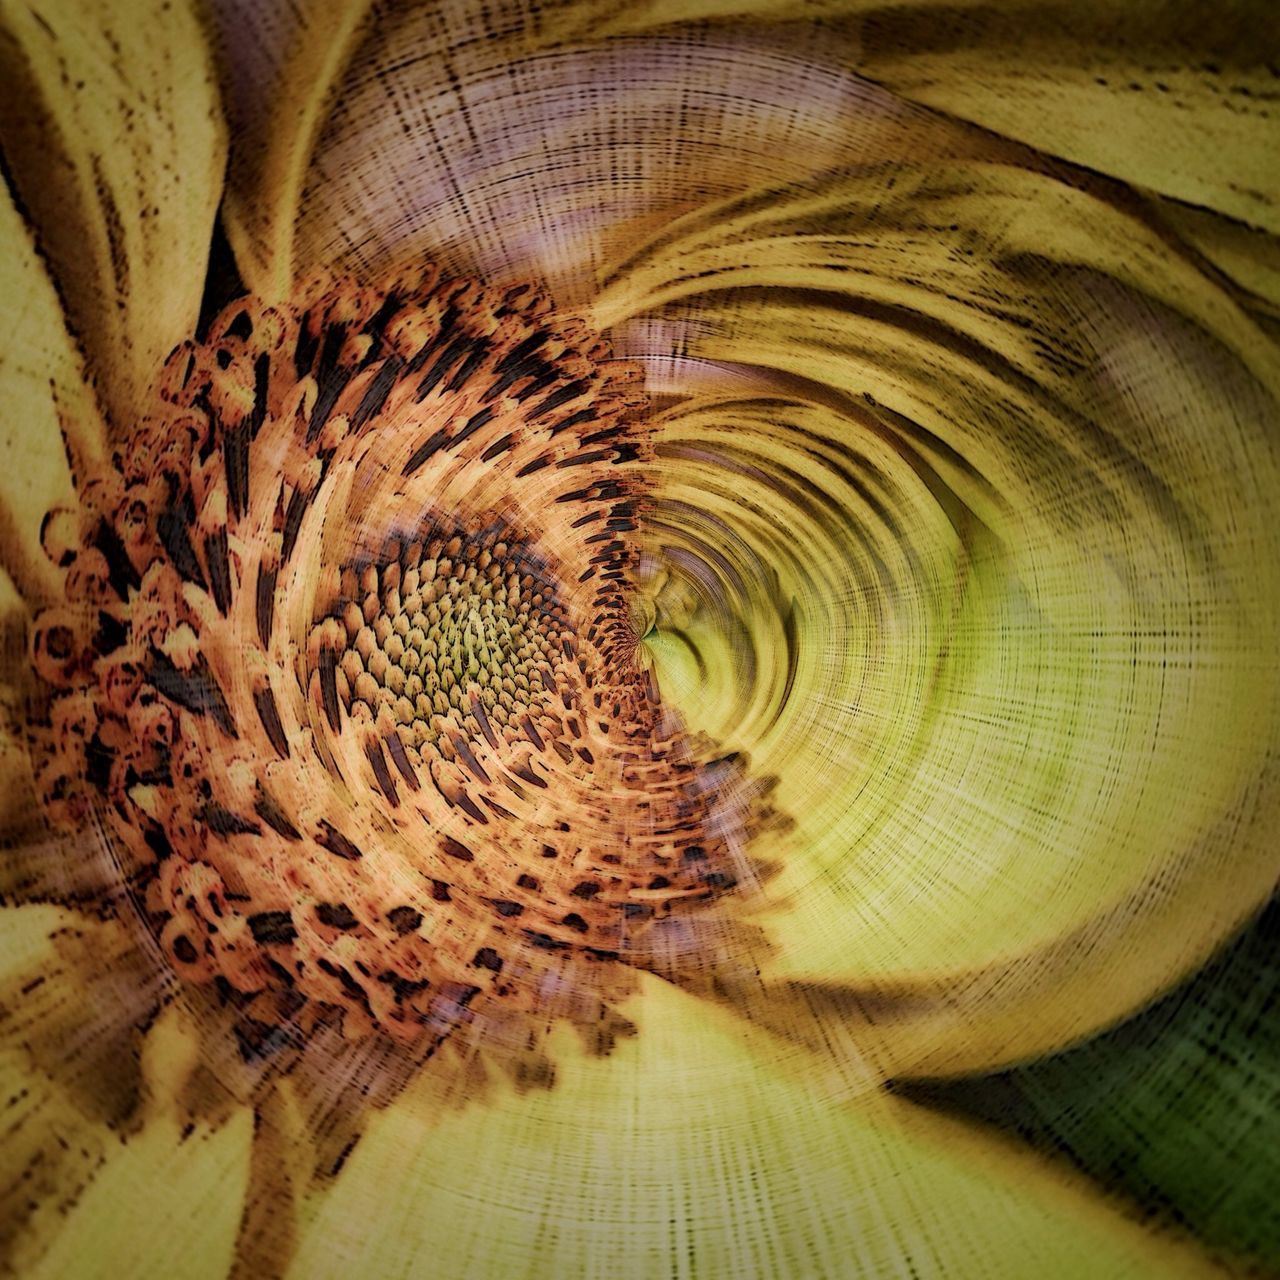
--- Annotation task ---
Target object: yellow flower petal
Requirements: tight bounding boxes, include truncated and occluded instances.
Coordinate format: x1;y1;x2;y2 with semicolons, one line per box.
1152;199;1280;316
211;0;377;301
0;178;108;607
0;0;226;434
288;15;989;305
20;1105;252;1280
0;1049;112;1275
0;910;251;1277
850;7;1280;233
289;974;1218;1278
602;163;1280;1074
544;1;1280;231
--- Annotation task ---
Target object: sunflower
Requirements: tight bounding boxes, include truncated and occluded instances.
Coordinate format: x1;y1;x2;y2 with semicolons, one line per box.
1;1;1278;1277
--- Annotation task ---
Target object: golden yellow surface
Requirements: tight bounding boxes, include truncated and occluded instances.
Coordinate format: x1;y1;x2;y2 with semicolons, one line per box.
1;1;1277;1276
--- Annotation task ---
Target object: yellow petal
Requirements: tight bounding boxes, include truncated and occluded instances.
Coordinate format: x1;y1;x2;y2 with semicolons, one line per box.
607;162;1280;1074
850;7;1280;233
0;139;112;855
1153;198;1280;316
0;177;108;606
0;0;226;435
0;1049;112;1274
0;909;251;1277
289;975;1217;1278
211;0;377;301
289;14;991;305
544;1;1280;231
18;1100;252;1280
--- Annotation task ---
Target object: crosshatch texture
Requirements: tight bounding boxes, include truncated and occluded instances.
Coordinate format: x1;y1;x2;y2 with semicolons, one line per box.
0;1;1278;1277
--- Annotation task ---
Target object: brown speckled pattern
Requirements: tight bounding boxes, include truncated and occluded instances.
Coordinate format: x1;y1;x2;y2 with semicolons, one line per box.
28;267;774;1065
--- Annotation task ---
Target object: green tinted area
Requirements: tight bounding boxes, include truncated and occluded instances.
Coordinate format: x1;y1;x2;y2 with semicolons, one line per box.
894;898;1280;1272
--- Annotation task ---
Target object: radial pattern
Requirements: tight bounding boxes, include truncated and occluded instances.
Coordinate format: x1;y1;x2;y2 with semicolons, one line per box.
28;269;774;1064
0;2;1278;1278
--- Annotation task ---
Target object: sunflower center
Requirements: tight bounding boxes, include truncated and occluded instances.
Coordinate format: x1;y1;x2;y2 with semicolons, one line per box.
29;267;773;1067
316;525;568;764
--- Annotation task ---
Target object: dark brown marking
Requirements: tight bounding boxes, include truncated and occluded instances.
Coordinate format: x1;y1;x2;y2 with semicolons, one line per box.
316;820;363;862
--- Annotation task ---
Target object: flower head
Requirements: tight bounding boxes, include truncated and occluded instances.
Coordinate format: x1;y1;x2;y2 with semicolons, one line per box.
1;1;1279;1277
29;265;776;1073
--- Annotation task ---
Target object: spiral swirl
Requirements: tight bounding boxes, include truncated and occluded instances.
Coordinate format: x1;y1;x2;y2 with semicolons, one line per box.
29;266;777;1067
2;5;1277;1276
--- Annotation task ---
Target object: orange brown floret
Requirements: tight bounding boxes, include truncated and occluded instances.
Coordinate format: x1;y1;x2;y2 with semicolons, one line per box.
29;267;767;1066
